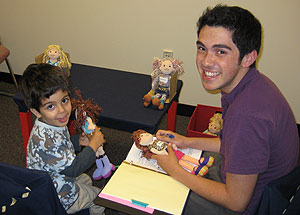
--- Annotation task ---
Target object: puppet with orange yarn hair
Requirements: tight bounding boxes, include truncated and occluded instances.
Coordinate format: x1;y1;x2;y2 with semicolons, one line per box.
71;89;115;180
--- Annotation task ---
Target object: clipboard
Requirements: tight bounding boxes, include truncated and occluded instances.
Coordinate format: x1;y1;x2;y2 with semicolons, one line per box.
96;162;190;215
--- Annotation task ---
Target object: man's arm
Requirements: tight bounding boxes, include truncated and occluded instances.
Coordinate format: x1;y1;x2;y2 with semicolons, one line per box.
152;144;257;212
156;130;221;153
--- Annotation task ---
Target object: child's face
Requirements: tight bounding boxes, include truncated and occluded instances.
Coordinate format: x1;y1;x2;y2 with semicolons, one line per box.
31;90;71;127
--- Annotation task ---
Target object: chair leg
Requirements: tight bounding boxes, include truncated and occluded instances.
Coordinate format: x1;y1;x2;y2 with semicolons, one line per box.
0;58;18;97
5;58;18;91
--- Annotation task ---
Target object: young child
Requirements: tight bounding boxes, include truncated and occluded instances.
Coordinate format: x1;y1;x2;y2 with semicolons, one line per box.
21;63;105;214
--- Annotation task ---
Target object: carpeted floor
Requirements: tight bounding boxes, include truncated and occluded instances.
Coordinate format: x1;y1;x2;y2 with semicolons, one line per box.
0;81;190;214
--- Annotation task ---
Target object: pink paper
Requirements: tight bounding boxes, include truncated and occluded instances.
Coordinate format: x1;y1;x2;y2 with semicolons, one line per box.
99;192;155;214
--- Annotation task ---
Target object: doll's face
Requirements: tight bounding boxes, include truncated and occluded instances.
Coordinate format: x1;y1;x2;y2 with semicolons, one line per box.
47;48;61;60
209;121;220;134
159;60;174;75
139;133;154;146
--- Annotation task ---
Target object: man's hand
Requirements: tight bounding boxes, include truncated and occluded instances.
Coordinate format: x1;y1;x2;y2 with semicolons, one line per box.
151;143;181;175
156;130;188;149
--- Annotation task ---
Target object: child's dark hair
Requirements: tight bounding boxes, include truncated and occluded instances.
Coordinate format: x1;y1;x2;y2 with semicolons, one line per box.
197;4;262;67
21;63;71;111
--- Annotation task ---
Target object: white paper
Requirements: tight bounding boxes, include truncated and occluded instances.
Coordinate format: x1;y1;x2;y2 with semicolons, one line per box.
125;142;202;174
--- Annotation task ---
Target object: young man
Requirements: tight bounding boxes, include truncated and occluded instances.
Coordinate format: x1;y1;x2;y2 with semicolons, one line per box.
21;63;106;214
154;5;299;215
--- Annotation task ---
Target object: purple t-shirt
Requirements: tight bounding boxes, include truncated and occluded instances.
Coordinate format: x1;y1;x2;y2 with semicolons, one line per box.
219;68;299;215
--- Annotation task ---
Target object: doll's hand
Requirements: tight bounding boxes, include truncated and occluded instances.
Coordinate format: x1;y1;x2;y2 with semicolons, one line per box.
151;143;181;175
79;133;89;146
88;126;106;152
156;130;188;149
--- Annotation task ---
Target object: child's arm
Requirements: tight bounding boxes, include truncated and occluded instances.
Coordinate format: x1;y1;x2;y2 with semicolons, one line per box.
61;127;106;177
60;146;96;177
70;134;81;152
60;133;96;177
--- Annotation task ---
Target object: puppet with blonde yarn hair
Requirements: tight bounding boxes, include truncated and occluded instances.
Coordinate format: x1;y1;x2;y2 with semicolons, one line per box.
71;89;115;180
132;129;215;176
203;113;223;136
42;44;71;76
144;57;184;110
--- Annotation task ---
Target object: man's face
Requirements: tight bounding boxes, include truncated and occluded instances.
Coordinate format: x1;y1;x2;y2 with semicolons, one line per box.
196;25;244;94
31;90;71;127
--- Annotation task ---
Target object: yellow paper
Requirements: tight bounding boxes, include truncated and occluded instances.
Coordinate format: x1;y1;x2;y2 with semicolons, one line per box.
101;162;189;215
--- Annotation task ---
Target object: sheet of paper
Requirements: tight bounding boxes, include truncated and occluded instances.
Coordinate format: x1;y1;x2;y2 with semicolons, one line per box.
125;142;202;174
100;162;190;215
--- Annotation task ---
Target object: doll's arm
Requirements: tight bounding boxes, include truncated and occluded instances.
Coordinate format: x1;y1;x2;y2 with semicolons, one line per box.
151;76;159;90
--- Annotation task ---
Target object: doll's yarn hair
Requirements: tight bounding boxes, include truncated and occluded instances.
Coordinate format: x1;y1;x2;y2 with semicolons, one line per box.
42;44;71;69
210;113;223;130
71;88;102;133
151;57;184;79
131;129;153;159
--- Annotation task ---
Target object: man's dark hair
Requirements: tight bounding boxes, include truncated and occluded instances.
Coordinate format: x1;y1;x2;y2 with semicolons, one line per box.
197;4;262;67
21;63;71;111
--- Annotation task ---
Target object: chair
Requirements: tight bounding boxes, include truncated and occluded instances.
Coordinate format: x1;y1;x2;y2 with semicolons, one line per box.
0;162;67;214
256;165;300;215
0;40;18;97
0;162;90;215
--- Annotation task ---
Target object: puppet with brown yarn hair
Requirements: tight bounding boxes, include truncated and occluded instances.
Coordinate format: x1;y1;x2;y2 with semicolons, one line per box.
71;89;115;180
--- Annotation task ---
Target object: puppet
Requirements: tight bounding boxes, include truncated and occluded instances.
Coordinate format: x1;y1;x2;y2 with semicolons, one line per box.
203;113;223;136
42;44;71;76
71;89;115;180
132;129;214;176
144;57;184;110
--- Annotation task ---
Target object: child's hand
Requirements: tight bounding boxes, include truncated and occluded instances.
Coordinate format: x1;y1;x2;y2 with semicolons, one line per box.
88;126;106;152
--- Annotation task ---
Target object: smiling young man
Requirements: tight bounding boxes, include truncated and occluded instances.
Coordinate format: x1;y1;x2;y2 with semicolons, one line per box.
154;5;299;215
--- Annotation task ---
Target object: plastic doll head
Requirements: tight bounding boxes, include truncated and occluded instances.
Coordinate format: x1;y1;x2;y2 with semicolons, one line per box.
71;89;102;133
